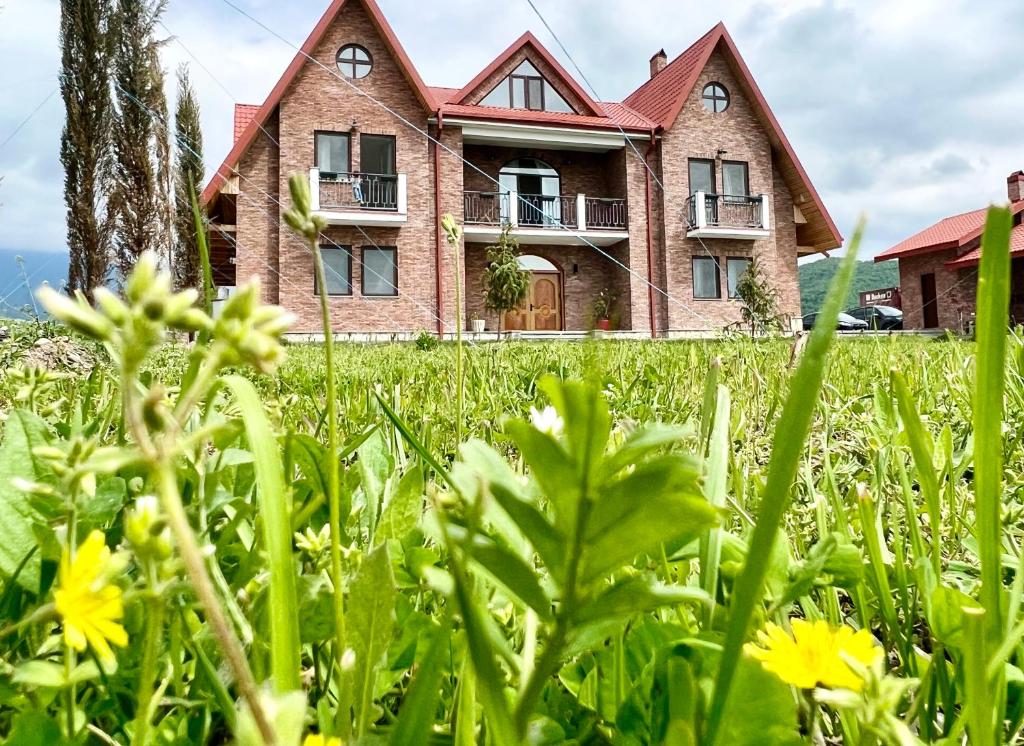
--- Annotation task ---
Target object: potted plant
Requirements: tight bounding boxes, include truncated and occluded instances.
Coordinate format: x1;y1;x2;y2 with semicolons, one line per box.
482;224;530;338
592;287;619;331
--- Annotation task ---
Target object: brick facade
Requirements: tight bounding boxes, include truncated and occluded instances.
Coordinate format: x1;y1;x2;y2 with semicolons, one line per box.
210;0;837;336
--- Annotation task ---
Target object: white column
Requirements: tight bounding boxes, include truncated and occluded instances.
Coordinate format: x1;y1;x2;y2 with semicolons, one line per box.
576;193;587;231
759;194;771;230
309;168;321;211
695;191;707;230
397;173;408;215
508;190;519;228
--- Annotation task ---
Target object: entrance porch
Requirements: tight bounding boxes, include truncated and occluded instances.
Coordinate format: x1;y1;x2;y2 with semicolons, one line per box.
463;243;633;333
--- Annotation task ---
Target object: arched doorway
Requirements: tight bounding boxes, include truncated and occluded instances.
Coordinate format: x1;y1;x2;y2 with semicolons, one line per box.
499;158;562;226
504;255;562;332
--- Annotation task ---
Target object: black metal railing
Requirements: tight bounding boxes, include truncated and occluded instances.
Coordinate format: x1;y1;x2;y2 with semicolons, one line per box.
463;191;626;230
517;194;576;228
585;197;628;229
463;191;507;225
319;172;398;211
686;193;763;229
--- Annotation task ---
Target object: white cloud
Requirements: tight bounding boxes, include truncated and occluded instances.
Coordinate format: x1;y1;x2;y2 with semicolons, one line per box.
1;0;1022;264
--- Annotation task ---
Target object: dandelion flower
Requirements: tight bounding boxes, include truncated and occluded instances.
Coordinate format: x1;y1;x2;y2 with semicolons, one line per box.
54;530;128;666
745;619;880;691
529;405;564;437
304;735;341;746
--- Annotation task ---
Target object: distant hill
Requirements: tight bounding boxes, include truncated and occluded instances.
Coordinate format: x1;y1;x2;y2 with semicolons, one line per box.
798;257;899;315
0;249;68;319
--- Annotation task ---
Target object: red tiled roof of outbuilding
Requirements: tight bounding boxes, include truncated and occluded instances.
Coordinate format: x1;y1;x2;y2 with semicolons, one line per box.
876;200;1024;262
945;216;1024;269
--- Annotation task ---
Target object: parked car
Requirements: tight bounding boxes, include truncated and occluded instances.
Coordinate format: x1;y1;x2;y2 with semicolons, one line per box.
802;312;869;331
845;304;904;330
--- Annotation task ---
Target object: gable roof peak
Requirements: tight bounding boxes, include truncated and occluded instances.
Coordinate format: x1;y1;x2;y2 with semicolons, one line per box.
203;0;435;204
450;29;604;117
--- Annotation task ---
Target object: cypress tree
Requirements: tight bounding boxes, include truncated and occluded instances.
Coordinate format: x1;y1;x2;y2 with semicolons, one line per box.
111;0;168;282
172;64;204;291
60;0;116;296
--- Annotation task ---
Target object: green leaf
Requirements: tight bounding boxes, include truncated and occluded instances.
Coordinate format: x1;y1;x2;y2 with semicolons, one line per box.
717;655;802;746
487;481;564;577
600;423;693;479
0;410;55;592
464;534;553;621
706;222;863;746
13;660;101;689
5;711;66;746
349;543;398;736
974;207;1012;645
582;457;718;582
376;464;424;543
358;429;394;534
221;376;301;693
573;576;709;625
389;616;452;746
503;420;580;533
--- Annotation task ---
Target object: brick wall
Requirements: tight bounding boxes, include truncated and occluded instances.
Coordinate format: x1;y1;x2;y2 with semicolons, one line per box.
464;241;631;331
235;112;281;305
656;51;801;330
898;249;977;330
274;0;439;333
462;144;621;199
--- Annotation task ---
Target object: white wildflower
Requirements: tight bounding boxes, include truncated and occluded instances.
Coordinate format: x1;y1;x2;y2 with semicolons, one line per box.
529;405;564;437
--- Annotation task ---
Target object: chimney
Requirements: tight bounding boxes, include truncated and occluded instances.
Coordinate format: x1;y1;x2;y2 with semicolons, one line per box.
650;49;667;79
1009;170;1024;203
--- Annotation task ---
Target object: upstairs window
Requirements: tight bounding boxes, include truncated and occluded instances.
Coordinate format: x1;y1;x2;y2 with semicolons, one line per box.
479;60;574;113
337;44;373;79
315;132;350;177
688;159;715;195
701;82;729;113
722;161;749;202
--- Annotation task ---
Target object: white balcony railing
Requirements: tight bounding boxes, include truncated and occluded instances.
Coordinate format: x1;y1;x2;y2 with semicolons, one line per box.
308;167;408;226
685;191;770;240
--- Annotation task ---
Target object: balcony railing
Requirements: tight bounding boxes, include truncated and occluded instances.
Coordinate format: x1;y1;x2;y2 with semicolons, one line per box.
463;191;627;231
685;192;770;239
319;172;399;210
308;168;408;225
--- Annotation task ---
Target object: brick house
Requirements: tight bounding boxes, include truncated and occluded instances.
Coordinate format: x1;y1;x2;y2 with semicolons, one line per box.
874;172;1024;331
202;0;842;337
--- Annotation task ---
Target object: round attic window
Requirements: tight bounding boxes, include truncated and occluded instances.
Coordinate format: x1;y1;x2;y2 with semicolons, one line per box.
701;82;729;113
337;44;373;79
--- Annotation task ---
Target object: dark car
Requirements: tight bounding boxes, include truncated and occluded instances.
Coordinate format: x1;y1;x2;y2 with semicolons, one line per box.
802;312;869;331
845;305;904;330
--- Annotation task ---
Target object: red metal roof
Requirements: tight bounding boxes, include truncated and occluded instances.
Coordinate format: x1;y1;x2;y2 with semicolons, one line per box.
233;104;260;144
946;221;1024;269
202;0;436;204
876;200;1024;262
624;23;721;128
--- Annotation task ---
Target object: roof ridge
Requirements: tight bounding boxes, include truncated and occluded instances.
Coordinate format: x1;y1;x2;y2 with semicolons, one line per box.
624;21;722;110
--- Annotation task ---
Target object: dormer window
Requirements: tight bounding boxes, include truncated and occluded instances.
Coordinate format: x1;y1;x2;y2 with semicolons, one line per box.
479;60;574;114
337;44;373;79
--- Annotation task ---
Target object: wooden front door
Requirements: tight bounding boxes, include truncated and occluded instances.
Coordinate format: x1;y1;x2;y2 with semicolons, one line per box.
920;273;938;328
503;272;562;331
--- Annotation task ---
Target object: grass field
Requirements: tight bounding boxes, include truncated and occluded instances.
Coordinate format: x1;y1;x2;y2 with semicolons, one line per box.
0;209;1020;745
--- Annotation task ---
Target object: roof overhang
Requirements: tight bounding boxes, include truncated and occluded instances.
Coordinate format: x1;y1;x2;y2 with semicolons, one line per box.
444;118;645;151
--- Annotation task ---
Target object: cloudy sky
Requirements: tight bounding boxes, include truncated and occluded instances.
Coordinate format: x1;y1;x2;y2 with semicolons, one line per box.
1;0;1023;266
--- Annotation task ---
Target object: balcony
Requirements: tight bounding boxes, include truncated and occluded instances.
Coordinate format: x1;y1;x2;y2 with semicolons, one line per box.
308;168;408;226
685;192;770;240
462;191;629;247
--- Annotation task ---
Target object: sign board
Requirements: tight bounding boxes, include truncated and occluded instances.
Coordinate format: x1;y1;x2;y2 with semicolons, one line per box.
859;287;901;309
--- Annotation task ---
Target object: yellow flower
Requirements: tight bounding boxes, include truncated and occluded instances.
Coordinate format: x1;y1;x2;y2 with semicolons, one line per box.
303;735;341;746
745;619;881;691
54;530;128;665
